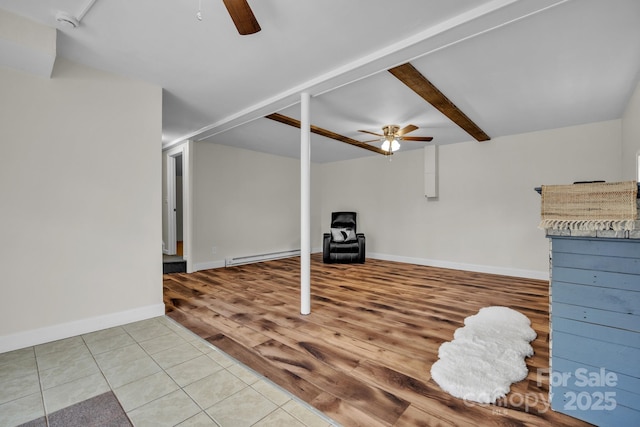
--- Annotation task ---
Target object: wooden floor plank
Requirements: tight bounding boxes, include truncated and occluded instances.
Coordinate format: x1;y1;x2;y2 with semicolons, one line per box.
254;339;409;425
165;255;593;427
394;404;461;427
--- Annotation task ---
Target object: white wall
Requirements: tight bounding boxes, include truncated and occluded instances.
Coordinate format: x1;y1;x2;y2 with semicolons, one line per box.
0;58;163;352
622;79;640;180
320;120;623;278
192;142;313;269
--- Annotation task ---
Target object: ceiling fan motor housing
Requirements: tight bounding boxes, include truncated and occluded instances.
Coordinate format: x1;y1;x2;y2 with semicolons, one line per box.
383;125;400;137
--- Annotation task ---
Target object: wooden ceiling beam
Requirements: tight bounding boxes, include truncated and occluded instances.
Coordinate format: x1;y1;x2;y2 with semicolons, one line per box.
265;113;390;155
388;63;490;142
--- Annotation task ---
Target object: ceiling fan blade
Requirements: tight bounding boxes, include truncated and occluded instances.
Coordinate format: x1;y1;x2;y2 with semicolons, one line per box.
388;63;490;142
401;136;434;142
358;129;384;137
222;0;261;35
397;124;418;136
266;113;390;156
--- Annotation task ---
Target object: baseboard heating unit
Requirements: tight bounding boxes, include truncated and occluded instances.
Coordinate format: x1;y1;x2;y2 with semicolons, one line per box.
225;249;300;267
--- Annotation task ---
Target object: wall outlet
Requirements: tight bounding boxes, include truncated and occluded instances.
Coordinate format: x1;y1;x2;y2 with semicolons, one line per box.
212;246;217;254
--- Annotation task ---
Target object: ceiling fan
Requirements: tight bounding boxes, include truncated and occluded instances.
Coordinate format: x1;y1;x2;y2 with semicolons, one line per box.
222;0;261;35
358;124;433;153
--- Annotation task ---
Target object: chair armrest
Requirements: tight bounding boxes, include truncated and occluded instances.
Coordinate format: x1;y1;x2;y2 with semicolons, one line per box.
356;233;366;263
323;233;332;263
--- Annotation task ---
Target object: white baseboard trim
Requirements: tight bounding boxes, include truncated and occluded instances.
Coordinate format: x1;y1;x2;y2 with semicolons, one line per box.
192;251;547;280
194;259;226;271
0;303;166;353
194;251;549;280
367;252;549;281
225;249;301;267
194;249;323;272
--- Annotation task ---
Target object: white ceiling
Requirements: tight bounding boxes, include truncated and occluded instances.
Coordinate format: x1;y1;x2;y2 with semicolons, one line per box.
2;0;639;162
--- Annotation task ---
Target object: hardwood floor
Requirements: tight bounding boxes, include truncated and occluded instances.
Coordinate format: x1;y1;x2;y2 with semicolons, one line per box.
164;255;592;426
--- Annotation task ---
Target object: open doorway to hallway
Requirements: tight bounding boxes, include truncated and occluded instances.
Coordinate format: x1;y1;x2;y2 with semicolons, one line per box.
163;151;187;273
175;153;184;256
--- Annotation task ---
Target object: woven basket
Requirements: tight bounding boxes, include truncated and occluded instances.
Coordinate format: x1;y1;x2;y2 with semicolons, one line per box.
539;181;637;230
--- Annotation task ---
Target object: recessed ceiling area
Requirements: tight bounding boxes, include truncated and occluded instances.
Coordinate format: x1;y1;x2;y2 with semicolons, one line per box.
1;0;639;162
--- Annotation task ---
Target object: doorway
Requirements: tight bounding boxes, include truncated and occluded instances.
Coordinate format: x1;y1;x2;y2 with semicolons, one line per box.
163;142;192;273
175;153;184;256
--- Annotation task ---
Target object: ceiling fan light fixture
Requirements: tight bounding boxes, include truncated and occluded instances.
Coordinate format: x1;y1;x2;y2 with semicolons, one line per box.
381;137;400;153
357;123;429;155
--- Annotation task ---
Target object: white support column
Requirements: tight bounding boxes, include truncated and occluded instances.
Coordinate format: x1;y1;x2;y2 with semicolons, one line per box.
300;92;311;315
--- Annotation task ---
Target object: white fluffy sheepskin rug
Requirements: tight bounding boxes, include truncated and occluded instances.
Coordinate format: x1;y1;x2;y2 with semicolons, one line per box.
430;306;537;404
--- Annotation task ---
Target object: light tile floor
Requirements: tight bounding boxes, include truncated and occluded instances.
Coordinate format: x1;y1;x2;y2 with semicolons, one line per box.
0;316;339;427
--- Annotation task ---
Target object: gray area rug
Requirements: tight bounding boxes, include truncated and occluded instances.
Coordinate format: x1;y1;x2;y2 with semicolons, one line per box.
19;391;131;427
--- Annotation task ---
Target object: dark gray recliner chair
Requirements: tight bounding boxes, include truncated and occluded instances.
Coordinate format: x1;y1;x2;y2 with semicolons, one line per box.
323;211;365;263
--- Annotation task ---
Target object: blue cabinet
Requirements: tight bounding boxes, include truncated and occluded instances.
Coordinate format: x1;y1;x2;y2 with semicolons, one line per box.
549;236;640;426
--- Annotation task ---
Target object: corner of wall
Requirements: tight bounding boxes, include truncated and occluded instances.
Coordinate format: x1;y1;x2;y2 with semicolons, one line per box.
622;78;640;179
